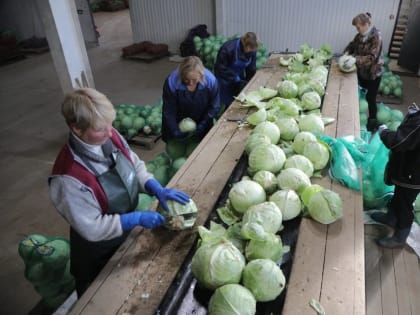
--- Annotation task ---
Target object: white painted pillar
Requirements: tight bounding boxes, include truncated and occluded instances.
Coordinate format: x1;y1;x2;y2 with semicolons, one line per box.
35;0;94;94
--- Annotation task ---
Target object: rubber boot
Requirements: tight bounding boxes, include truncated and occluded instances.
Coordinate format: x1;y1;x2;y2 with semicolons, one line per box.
367;118;378;132
376;228;410;249
370;211;396;228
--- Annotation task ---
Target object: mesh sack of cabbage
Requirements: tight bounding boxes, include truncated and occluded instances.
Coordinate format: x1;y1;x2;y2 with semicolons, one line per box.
18;234;75;309
158;199;198;230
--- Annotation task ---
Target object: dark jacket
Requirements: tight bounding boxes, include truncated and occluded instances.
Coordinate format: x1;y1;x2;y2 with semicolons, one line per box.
381;106;420;188
162;68;220;142
344;26;384;80
214;38;257;82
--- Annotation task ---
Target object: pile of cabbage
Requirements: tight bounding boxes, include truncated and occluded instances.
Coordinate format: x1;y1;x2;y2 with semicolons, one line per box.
379;55;403;98
113;99;162;139
191;44;345;314
193;34;268;70
358;87;404;131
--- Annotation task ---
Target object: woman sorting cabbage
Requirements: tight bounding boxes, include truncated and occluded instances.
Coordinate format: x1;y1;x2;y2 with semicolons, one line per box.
343;12;384;132
214;32;258;108
161;56;220;143
49;88;190;297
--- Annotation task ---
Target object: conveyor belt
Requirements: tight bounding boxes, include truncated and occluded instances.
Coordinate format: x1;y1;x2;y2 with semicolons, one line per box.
156;154;302;315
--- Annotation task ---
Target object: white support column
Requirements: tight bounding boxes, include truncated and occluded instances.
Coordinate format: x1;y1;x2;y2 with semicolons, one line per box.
35;0;94;94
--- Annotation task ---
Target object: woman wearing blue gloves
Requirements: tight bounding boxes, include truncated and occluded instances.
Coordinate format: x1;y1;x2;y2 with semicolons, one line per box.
49;88;190;297
214;32;258;108
162;56;220;143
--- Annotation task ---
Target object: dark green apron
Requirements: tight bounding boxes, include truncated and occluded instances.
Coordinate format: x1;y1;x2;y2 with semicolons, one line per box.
71;148;140;297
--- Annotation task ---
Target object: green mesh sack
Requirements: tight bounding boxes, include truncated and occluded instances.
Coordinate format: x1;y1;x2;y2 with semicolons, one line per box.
18;234;75;310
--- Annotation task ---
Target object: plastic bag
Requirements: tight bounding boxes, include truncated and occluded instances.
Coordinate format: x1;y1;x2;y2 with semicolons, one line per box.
320;135;361;191
362;133;394;209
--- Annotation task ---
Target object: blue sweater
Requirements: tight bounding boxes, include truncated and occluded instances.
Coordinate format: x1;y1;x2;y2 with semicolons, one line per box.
162;68;220;141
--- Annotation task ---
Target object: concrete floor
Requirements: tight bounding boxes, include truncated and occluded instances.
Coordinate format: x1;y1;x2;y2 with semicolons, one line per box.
0;9;170;315
0;8;419;315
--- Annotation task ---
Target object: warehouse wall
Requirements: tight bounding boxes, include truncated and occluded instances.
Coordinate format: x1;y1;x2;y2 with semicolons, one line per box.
130;0;400;54
129;0;215;53
218;0;400;53
0;0;97;45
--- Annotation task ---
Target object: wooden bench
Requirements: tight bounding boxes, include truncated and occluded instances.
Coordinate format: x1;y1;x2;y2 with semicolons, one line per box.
69;55;365;315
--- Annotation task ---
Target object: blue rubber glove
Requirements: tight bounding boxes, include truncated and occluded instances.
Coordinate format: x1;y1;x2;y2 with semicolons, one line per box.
378;124;388;134
145;179;190;212
120;211;165;231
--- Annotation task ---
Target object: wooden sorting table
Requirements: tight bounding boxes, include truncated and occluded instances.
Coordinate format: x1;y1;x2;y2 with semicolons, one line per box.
69;54;365;315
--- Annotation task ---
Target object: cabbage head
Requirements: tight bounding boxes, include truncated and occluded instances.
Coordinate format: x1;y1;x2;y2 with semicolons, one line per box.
276;117;300;141
277;168;311;194
301;91;321;110
191;240;245;290
247;108;267;126
158;199;198;230
338;55;357;72
208;284;256;315
301;184;324;207
242;202;283;234
245;232;283;262
253;170;278;194
228;180;266;213
269;189;302;221
242;259;286;302
178;117;197;133
284;154;314;177
248;144;286;174
252;121;281;144
244;133;271;155
307;189;343;224
277;80;299;99
302;141;330;171
292;131;317;154
298;114;325;135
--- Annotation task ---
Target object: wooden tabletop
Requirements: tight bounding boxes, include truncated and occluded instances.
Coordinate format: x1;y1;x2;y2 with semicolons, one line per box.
69;55;365;315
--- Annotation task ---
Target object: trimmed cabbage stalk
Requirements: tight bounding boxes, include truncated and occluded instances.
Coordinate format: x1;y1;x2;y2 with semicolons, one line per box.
302;141;330;170
284;154;314;177
292;131;317;154
252;121;281;144
301;91;321;110
269;189;302;221
191;239;245;290
242;202;283;234
298;114;325;134
178;117;197;133
276;117;299;141
158;199;198;230
258;86;278;100
208;284;256;315
245;133;271;155
277;168;311;194
242;259;286;302
252;170;278;194
248;144;286;174
228;180;266;213
307;189;343;224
